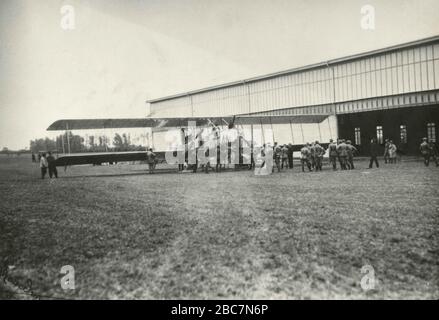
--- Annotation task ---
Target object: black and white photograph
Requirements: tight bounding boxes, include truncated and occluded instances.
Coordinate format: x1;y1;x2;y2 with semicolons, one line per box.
0;0;438;304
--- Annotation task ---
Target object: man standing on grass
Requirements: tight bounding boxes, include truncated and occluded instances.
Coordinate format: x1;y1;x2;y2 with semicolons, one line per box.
287;143;294;169
337;139;348;170
300;143;312;172
368;138;380;169
346;140;358;170
337;139;344;169
39;153;48;179
327;139;338;170
313;141;325;171
429;141;439;167
309;142;316;170
200;142;211;174
388;140;397;164
273;142;281;173
47;152;58;178
281;144;289;169
383;139;390;164
420;138;431;166
146;148;156;174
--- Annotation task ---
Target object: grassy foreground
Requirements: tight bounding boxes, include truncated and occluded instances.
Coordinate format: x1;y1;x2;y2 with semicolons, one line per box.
0;156;438;299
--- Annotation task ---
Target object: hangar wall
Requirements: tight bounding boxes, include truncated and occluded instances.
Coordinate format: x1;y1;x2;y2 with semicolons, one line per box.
147;37;439;153
149;38;439;118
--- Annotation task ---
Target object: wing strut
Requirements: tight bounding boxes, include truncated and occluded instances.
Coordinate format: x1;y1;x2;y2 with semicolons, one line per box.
269;117;275;143
66;123;71;154
318;122;322;142
289;120;294;144
260;120;265;145
300;123;305;144
61;131;66;154
327;117;333;141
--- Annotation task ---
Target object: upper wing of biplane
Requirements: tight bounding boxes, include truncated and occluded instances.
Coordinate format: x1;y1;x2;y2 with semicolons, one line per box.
47;115;329;131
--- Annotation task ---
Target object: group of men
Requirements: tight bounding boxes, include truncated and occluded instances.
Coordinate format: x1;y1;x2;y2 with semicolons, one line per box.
370;137;438;168
298;139;357;172
274;137;438;173
271;139;358;173
383;139;399;164
369;138;404;168
38;152;58;179
271;143;295;172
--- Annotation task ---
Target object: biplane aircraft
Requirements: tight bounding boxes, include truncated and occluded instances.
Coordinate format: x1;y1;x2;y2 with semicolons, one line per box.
46;114;330;170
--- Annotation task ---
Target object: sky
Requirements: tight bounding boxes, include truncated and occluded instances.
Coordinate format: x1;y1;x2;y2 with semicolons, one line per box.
0;0;438;150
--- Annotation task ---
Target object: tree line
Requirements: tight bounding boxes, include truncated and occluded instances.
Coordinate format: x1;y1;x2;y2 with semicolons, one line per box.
29;132;146;153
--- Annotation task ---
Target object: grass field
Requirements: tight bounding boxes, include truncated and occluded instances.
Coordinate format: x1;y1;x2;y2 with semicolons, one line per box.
0;155;438;299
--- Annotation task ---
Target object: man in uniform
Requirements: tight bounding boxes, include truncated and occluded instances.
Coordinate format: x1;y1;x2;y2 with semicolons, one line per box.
300;143;312;172
336;139;348;170
47;151;58;178
428;141;439;167
273;142;282;173
346;140;358;170
383;139;390;164
313;141;325;171
368;138;380;168
146;148;156;174
327;139;338;170
336;139;343;169
39;153;48;179
281;144;289;169
309;142;316;170
287;143;294;169
388;140;397;164
420;138;430;166
200;142;212;173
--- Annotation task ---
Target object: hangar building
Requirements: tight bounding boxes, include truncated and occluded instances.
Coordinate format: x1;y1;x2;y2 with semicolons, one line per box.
147;36;439;155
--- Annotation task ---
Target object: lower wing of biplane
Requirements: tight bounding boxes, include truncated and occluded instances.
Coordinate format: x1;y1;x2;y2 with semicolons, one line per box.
53;151;166;167
47;114;330;167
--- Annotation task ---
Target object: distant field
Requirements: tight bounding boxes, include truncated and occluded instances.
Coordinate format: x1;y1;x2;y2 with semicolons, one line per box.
0;156;438;299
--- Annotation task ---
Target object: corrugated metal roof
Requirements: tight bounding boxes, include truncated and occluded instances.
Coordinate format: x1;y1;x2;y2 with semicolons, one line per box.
146;35;439;104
